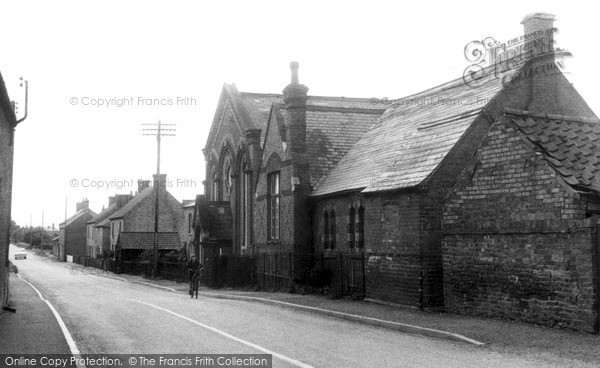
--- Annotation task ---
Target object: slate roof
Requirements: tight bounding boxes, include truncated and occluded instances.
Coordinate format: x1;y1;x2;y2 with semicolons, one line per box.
59;209;97;227
88;202;123;227
116;232;181;250
311;69;514;196
305;106;383;186
239;92;281;138
109;187;154;220
504;108;600;192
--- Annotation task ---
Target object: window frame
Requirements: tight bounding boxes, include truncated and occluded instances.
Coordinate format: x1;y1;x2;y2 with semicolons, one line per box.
348;207;356;249
267;171;281;241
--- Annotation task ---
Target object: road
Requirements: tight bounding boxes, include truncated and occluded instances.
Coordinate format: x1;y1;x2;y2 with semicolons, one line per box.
6;244;593;368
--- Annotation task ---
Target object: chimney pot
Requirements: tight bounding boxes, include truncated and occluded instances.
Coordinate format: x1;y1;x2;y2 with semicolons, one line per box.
521;13;556;55
290;61;299;85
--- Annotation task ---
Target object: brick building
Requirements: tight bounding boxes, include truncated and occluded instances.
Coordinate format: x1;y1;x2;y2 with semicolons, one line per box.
0;72;21;312
108;174;183;252
198;67;385;260
59;199;97;261
86;194;133;257
200;13;600;331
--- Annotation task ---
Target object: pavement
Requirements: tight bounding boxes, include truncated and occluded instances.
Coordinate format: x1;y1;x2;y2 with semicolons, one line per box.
3;246;600;366
0;272;72;354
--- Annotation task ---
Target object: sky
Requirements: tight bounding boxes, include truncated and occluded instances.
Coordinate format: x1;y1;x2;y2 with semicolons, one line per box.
1;0;599;228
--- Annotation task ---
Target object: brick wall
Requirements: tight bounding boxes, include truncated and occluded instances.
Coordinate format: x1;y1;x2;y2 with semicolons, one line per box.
0;93;14;311
314;193;436;307
443;118;599;332
63;213;94;258
254;107;299;253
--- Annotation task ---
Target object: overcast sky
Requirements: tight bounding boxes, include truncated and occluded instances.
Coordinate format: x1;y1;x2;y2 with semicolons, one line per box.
1;0;599;228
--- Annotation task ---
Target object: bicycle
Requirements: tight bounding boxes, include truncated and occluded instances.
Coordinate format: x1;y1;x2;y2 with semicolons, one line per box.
189;269;200;299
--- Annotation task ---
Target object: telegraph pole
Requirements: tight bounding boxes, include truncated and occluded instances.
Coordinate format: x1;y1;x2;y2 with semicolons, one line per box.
63;197;68;262
142;120;176;278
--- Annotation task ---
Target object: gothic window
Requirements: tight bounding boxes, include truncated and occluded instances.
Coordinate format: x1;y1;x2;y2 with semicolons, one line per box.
330;210;336;250
239;153;252;252
267;171;280;240
348;207;356;249
357;206;365;248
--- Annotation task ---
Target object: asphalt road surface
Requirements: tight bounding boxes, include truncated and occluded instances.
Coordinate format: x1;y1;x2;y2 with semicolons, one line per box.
7;245;595;368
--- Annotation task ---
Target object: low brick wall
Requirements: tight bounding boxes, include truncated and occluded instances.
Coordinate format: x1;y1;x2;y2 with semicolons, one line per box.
365;253;421;307
443;230;598;332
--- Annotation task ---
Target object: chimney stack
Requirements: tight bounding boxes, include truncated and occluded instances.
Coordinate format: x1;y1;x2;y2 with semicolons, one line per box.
115;194;133;207
520;13;556;58
153;174;167;193
507;12;572;114
282;61;311;254
108;196;115;206
76;198;89;212
282;61;309;153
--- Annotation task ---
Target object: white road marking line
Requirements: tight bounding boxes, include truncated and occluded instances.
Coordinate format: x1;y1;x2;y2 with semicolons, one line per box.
129;299;314;368
17;274;86;368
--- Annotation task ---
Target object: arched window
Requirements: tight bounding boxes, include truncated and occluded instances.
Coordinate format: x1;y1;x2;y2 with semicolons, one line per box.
323;211;329;249
330;210;336;250
267;170;280;240
238;153;252;252
348;207;356;249
357;206;365;248
266;155;281;241
210;164;219;201
221;154;233;201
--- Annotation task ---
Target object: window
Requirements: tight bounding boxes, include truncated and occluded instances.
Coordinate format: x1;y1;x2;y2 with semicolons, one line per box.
267;171;280;240
221;154;233;201
348;207;356;249
239;154;252;252
323;210;336;250
210;164;219;201
330;210;336;250
323;211;329;249
188;213;192;234
111;223;114;238
357;206;365;248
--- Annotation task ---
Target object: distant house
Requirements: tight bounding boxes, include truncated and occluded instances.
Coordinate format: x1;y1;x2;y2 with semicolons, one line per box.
108;174;183;253
85;194;133;258
0;71;23;312
180;198;197;258
59;199;97;261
